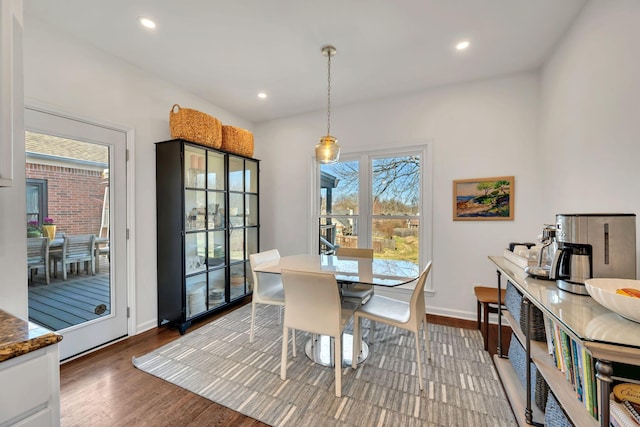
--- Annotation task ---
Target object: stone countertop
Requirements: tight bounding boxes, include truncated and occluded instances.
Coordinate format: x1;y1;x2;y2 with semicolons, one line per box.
0;309;62;363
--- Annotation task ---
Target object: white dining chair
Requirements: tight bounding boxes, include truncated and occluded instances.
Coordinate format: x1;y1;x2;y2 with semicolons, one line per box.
351;261;432;391
249;249;287;344
280;269;357;397
335;247;375;305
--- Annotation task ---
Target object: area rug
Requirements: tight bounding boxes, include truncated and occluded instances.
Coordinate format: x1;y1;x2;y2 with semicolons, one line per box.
133;304;516;427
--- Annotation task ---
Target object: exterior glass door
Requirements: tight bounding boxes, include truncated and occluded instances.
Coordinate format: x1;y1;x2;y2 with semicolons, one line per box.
25;106;128;360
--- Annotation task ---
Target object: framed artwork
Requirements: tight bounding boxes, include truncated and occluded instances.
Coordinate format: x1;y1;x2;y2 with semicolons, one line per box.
453;176;514;221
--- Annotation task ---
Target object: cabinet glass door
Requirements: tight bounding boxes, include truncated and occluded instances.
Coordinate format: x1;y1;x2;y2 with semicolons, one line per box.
185;146;206;188
246;194;258;226
185;232;207;275
228;156;244;192
207;151;225;190
230;262;249;300
186;274;207;318
246;160;258;193
207;269;226;308
185;190;206;231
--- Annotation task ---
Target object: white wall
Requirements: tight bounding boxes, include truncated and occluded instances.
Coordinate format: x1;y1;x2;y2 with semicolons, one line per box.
7;0;637;329
256;73;543;319
2;15;253;332
539;0;640;270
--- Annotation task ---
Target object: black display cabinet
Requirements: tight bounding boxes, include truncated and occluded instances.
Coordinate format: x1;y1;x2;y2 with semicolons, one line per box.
156;139;259;333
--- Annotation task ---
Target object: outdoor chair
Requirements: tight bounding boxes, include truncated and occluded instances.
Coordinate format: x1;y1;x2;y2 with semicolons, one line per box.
52;234;96;280
27;236;50;285
352;261;432;391
95;238;110;273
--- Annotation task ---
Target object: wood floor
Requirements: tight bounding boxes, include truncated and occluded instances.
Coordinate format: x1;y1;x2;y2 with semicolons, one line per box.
60;301;510;426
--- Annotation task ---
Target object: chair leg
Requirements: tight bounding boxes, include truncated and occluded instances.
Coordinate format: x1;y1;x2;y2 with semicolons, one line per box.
250;302;257;343
483;301;489;351
334;333;342;397
414;329;424;391
368;318;375;345
352;316;361;369
281;326;289;380
63;262;68;280
423;319;431;361
291;329;296;358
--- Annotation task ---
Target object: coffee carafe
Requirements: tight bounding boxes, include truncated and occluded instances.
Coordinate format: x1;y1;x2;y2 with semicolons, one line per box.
550;213;636;295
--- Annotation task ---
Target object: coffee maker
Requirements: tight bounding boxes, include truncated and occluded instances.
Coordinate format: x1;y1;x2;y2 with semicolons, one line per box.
550;213;636;295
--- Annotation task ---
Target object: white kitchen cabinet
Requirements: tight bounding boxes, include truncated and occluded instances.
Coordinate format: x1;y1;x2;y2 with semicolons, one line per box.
0;344;60;427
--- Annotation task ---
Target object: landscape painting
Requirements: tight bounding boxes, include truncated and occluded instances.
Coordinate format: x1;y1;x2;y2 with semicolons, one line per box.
453;176;514;221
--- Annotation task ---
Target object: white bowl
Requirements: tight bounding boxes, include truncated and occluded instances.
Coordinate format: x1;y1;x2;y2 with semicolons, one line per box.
585;278;640;324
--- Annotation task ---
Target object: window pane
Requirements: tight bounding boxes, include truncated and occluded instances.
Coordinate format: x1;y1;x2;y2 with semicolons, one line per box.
372;155;420;215
320;217;360;253
320;160;359;215
372;218;419;264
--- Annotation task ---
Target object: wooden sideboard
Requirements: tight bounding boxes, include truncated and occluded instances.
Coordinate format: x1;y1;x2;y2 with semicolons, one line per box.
489;256;640;427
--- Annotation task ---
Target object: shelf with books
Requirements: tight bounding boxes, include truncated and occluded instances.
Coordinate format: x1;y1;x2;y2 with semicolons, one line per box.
504;310;598;427
489;255;640;427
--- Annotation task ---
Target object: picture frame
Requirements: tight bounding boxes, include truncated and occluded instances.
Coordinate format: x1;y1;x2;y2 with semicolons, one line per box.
453;176;514;221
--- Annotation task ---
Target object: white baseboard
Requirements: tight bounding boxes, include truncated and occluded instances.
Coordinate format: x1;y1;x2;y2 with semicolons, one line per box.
135;319;157;335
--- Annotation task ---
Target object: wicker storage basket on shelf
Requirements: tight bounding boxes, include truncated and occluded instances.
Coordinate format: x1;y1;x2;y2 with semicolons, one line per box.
169;104;222;149
221;125;254;157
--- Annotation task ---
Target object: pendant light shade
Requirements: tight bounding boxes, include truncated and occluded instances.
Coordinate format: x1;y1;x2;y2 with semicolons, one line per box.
316;135;340;164
315;45;341;164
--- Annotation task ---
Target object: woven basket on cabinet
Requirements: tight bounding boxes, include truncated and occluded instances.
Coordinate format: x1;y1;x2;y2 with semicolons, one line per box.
169;104;222;149
221;125;254;157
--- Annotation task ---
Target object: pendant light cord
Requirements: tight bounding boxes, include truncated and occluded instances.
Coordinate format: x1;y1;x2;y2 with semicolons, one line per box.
327;50;331;136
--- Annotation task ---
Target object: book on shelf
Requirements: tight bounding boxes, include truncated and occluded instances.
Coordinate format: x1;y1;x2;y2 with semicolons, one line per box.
572;338;584;403
547;317;599;419
610;399;640;427
622;400;640;425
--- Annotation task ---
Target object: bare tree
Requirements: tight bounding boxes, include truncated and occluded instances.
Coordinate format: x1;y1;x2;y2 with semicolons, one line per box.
324;156;420;214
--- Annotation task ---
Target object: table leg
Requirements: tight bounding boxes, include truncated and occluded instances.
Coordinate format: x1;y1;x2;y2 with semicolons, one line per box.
305;333;369;367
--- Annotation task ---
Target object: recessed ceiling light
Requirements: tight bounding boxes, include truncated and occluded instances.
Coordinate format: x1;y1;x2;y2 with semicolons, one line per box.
138;17;156;29
257;92;267;99
456;40;470;51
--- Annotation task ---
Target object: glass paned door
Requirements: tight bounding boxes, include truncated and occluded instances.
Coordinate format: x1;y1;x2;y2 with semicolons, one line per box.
25;106;128;360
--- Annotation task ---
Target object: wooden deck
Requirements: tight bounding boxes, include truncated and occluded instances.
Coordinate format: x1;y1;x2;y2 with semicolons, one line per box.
28;257;111;331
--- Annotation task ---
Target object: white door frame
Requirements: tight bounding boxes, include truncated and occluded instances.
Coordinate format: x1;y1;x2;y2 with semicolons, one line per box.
24;101;136;360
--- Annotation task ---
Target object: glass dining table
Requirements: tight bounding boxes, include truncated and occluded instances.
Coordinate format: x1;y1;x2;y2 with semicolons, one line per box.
252;254;420;366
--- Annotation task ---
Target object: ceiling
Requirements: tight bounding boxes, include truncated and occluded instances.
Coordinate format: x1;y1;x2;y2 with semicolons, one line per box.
25;0;587;124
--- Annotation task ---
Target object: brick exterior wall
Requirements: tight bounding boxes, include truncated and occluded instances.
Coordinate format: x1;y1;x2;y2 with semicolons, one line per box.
27;163;107;236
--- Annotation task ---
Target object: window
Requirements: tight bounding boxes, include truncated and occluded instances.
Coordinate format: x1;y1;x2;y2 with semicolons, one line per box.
26;178;48;226
316;145;431;271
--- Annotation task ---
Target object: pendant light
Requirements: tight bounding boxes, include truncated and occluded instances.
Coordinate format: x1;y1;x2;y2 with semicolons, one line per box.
315;45;341;164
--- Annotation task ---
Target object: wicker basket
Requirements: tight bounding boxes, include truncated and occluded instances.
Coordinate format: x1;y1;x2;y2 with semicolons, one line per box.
169;104;222;149
221;125;254;157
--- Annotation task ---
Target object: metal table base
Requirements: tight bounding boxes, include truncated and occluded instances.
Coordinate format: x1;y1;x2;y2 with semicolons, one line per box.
304;333;369;367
